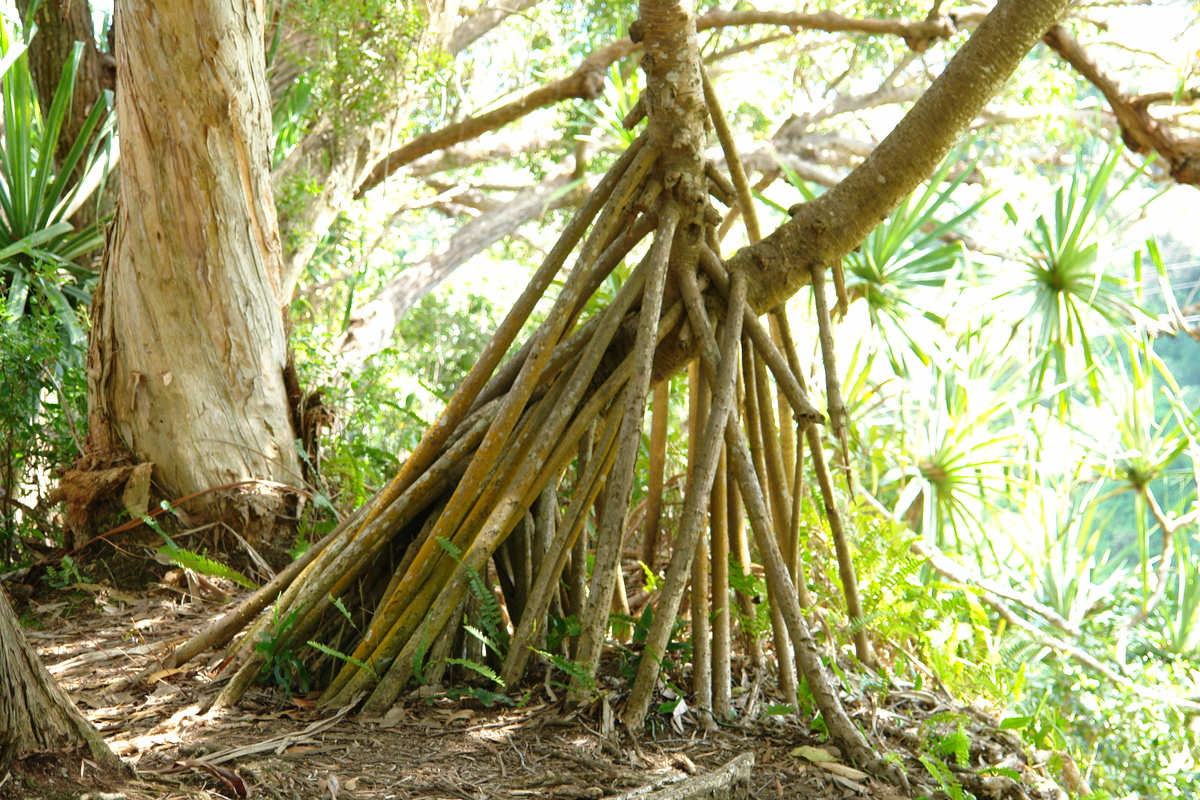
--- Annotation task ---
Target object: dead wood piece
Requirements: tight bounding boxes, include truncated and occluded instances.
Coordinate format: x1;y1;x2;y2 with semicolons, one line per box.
612;753;754;800
191;703;355;765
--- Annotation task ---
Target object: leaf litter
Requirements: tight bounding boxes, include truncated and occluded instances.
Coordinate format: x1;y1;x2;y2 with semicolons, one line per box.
2;584;1074;800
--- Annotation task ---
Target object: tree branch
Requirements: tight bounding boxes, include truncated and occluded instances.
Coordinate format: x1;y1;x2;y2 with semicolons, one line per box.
449;0;545;55
354;7;968;198
1043;24;1200;185
727;0;1074;314
697;8;958;52
354;41;633;198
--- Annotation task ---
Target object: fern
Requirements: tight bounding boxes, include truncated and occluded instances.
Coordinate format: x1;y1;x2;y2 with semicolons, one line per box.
919;755;967;800
142;512;256;590
165;545;256;590
411;631;429;684
306;640;378;678
463;623;503;656
446;656;504;686
931;725;972;767
436;536;508;653
530;646;596;692
254;607;308;695
328;594;360;631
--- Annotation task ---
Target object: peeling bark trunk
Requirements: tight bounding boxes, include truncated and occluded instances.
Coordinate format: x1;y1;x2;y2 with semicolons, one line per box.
83;0;301;543
0;590;121;770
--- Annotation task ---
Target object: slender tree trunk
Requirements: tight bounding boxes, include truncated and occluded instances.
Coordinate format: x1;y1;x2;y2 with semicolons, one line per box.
0;590;121;770
82;0;301;544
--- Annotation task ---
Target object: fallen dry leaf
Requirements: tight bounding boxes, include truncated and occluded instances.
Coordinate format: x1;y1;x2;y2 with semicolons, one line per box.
790;745;835;763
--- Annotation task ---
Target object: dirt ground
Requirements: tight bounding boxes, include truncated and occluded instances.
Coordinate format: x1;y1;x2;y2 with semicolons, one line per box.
2;585;1072;800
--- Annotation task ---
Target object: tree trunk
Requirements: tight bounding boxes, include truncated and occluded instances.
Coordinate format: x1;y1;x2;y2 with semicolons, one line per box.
0;590;120;770
82;0;301;544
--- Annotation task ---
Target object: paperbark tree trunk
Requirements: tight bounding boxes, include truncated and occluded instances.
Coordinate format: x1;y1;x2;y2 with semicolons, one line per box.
82;0;301;544
0;590;120;770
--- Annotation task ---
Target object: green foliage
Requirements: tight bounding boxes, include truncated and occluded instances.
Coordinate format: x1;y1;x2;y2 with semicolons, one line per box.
0;20;113;357
424;536;515;706
726;555;772;642
1155;532;1200;659
397;291;499;402
542;612;580;655
255;606;309;697
42;554;88;588
530;643;596;694
1003;145;1151;409
1026;487;1127;627
0;18;108;567
917;754;968;800
1022;659;1200;797
306;639;377;679
842;151;990;371
142;508;257;591
277;0;440;140
575;63;640;149
290;287;499;517
924;713;972;766
0;313;85;564
437;536;509;655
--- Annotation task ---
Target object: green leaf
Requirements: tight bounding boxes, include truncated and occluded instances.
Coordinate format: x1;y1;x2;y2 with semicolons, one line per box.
306;640;378;678
445;657;505;687
999;715;1033;730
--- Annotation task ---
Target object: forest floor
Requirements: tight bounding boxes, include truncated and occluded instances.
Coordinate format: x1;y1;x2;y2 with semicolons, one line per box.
3;583;1073;800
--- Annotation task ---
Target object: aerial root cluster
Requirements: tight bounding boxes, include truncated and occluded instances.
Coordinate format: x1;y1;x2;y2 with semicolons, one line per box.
160;79;900;785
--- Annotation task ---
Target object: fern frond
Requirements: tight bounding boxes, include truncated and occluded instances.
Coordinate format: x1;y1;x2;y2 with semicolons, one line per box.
160;544;256;590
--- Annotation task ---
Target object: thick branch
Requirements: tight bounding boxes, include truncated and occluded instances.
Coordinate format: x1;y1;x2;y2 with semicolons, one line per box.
354;41;633;197
356;7;966;198
698;8;956;45
730;0;1073;313
1043;24;1200;185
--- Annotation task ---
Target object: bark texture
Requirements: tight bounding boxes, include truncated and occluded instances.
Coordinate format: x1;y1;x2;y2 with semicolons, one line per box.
0;590;120;769
85;0;300;540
